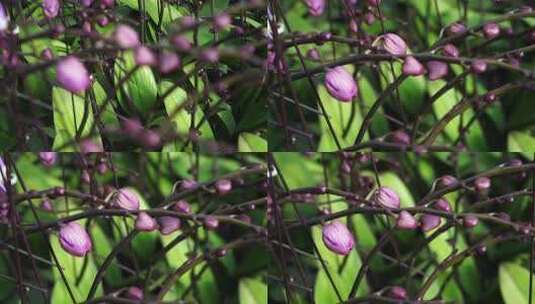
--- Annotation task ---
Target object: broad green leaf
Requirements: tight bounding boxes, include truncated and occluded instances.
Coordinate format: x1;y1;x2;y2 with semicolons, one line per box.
273;153;323;189
52;87;102;151
118;0;185;27
239;276;267;304
508;131;535;160
238;133;267;152
499;262;535;304
359;75;389;136
379;62;425;115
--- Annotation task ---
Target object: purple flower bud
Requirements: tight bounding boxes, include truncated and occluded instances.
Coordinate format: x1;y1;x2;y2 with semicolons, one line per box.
471;60;487;74
180;16;196;29
388;130;411;145
39;152;57;167
374;187;400;209
380;33;407;55
101;0;114;8
426;61;448;80
56;56;91;93
438;175;457;188
41;48;54;60
0;2;9;31
171;35;192;52
305;0;326;16
135;212;158;231
421;214;441;232
434;198;451;212
199;48;220;63
159;52;181;74
97;162;107;174
213;13;231;32
368;0;381;6
97;16;109;27
474;176;491;192
81;0;94;7
59;222;92;257
215;179;232;195
114;24;140;48
113;188;140;210
307;48;321;61
80;139;103;153
322;221;355;255
349;19;358;33
364;12;375;25
324;66;358;102
180;179;198;191
215;248;227;257
442;44;460;57
402;56;425;76
389;286;407;300
447;22;466;35
396;211;418;230
158;216;181;235
81;170;91;184
134;46;156;66
172;200;191;214
126;287;143;300
43;0;60;19
82;21;92;35
483;23;500;39
122;118;143;136
463;215;479;228
41;198;53;211
204;216;219;230
140;130;161;148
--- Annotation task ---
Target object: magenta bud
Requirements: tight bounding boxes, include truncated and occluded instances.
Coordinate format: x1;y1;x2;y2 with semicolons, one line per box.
324;66;358;102
56;56;91;93
402;56;425;76
199;48;220;63
426;61;448;80
447;22;466;35
114;24;140;48
471;60;487;74
180;179;198;191
438;175;457;188
0;3;9;31
364;12;375;25
134;46;156;66
484;93;496;103
122;118;143;136
159;52;181;74
483;23;500;39
113;188;140;210
322;221;355;255
204;216;219;230
421;214;441;232
434;198;451;213
213;13;231;31
97;15;109;27
474;176;491;192
215;248;227;257
389;286;407;300
349;19;358;34
396;211;418;230
158;216;181;235
305;0;326;16
215;179;232;195
171;35;192;52
463;215;479;228
388;130;411;145
97;162;107;174
442;44;460;57
380;33;407;55
41;198;53;211
81;170;91;184
135;212;158;231
126;286;143;300
140;130;161;148
101;0;114;8
82;21;92;35
41;48;54;60
81;0;94;7
172;200;191;214
180;16;196;28
374;187;400;209
59;222;92;257
43;0;60;19
307;48;321;61
39;152;57;167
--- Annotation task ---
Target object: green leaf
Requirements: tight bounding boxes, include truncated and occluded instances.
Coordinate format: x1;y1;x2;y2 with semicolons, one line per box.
52;87;102;151
114;51;158;114
238;133;267;152
118;0;185;27
508;131;535;160
499;262;535;304
239;276;267;304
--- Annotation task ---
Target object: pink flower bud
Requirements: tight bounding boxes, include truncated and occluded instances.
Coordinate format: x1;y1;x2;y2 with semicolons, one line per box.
122;118;143;136
0;3;9;31
134;46;156;66
80;139;103;153
374;187;400;209
41;198;53;211
368;0;381;6
434;198;451;212
140;130;161;148
305;0;326;16
421;214;441;232
101;0;114;8
389;286;407;300
59;222;92;257
41;48;54;60
426;61;448;80
172;200;191;214
438;175;457;188
213;13;231;31
97;162;107;174
463;215;479;228
471;60;487;74
126;286;143;300
396;211;418;230
81;170;91;184
39;152;57;167
483;23;500;39
159;52;180;74
135;212;158;231
324;66;358;102
402;56;425;76
97;16;109;27
56;56;91;93
380;33;407;55
43;0;60;19
199;48;220;63
114;24;140;48
113;188;140;210
322;221;355;255
158;216;181;235
204;216;219;230
171;35;192;52
388;130;411;145
474;176;490;192
180;16;196;29
180;179;198;191
306;48;321;61
442;44;460;57
349;19;358;33
215;179;232;195
81;0;94;7
447;22;466;35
